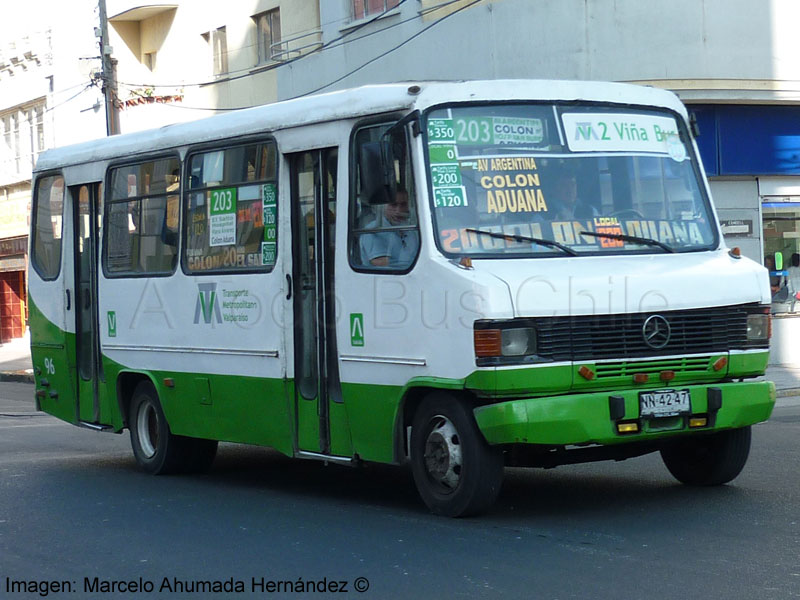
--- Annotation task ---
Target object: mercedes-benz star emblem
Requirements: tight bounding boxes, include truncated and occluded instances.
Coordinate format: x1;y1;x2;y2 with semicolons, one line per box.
642;315;671;349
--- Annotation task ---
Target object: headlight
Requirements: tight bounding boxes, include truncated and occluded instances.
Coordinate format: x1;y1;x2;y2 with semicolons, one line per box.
501;328;537;356
746;313;770;341
474;323;538;364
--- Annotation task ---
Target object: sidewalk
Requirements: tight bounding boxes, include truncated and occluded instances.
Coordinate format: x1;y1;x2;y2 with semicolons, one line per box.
2;334;799;398
759;364;800;399
0;330;34;383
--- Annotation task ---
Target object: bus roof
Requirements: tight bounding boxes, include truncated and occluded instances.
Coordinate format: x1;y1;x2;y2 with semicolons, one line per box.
34;79;687;172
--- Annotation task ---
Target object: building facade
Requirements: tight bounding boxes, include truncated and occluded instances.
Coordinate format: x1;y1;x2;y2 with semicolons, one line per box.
0;30;48;342
105;0;321;130
0;2;107;341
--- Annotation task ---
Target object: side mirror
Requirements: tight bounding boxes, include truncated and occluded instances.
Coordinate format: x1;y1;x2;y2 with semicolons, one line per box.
775;252;784;271
359;142;392;205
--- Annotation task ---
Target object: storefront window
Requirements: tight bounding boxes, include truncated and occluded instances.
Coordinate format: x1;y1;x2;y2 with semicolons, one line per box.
762;201;800;314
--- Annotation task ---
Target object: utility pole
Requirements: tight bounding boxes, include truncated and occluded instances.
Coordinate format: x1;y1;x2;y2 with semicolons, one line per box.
98;0;120;135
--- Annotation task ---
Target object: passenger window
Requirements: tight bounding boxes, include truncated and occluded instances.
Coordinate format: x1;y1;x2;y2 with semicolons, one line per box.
350;123;419;271
184;141;278;273
32;175;65;280
105;158;180;276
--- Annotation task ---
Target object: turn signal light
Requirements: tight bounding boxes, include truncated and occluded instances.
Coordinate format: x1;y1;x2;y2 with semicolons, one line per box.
659;370;675;382
578;366;595;380
633;373;649;384
474;329;502;357
713;357;728;372
689;417;708;428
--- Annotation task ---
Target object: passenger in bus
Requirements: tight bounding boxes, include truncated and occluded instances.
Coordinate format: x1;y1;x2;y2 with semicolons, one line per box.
161;169;180;246
549;173;598;220
360;187;419;268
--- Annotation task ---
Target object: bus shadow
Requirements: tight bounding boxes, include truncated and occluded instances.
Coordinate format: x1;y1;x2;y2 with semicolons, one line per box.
492;461;750;520
197;444;423;512
91;443;753;521
191;445;749;519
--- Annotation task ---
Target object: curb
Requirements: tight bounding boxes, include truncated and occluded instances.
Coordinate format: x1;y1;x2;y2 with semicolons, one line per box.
0;372;35;384
776;387;800;398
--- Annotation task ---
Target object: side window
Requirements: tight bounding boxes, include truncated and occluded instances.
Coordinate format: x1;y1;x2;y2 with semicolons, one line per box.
104;158;180;276
350;123;419;271
183;141;278;274
31;174;65;279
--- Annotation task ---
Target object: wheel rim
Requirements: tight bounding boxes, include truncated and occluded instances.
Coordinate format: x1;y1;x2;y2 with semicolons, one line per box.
422;415;462;494
136;401;159;459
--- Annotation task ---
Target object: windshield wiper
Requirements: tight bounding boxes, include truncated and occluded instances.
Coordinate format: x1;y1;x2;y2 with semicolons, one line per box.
465;228;578;256
579;231;675;253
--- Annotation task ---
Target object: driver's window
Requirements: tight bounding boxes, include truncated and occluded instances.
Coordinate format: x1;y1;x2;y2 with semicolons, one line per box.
350;123;419;271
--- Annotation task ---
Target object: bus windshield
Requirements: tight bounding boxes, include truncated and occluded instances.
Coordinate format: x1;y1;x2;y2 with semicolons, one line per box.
424;103;717;257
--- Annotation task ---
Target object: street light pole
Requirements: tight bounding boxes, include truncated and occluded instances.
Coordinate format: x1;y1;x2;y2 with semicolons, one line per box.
98;0;120;135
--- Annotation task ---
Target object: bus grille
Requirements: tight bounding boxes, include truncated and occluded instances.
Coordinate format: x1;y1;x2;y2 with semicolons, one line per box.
534;303;767;362
593;356;712;379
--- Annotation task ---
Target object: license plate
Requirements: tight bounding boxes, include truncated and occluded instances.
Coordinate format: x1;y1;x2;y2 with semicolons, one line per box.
639;389;691;418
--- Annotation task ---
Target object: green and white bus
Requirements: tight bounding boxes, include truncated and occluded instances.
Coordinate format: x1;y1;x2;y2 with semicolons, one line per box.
29;80;775;516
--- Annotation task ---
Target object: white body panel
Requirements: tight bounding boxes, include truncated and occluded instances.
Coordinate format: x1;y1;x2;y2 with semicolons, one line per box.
483;250;770;318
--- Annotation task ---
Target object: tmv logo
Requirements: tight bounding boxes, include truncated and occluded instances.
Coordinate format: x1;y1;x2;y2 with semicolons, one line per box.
194;283;223;325
574;121;599;141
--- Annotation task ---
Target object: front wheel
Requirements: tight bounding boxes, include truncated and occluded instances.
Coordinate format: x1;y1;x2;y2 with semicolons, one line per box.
410;393;504;517
660;426;752;486
129;381;218;475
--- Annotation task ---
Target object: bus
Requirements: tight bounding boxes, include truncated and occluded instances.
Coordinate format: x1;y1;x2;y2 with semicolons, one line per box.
28;80;775;517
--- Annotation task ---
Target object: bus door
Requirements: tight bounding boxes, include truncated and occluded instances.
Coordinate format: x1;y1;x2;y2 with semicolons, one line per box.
70;183;104;424
289;148;350;456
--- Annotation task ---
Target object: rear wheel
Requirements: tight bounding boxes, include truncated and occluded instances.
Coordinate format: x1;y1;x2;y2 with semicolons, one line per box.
660;426;751;486
129;381;217;474
410;392;504;517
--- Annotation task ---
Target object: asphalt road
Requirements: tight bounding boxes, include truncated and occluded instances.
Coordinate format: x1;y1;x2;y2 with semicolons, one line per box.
1;381;799;600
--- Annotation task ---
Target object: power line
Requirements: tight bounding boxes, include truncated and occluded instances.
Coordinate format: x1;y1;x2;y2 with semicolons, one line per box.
107;0;483;112
111;0;412;91
1;84;94;175
45;83;96;114
295;0;484;97
0;81;97;119
114;0;470;93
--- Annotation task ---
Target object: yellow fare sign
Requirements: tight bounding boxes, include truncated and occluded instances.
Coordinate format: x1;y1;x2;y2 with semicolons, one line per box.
476;157;548;214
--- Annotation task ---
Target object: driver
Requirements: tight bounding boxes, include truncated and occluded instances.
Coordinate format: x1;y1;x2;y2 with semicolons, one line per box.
550;173;598;220
360;187;420;268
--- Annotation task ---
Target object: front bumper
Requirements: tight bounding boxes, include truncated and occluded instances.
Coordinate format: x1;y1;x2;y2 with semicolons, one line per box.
473;380;776;446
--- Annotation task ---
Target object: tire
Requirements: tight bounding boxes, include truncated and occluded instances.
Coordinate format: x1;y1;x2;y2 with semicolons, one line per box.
660;426;752;486
410;392;504;517
129;381;217;475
